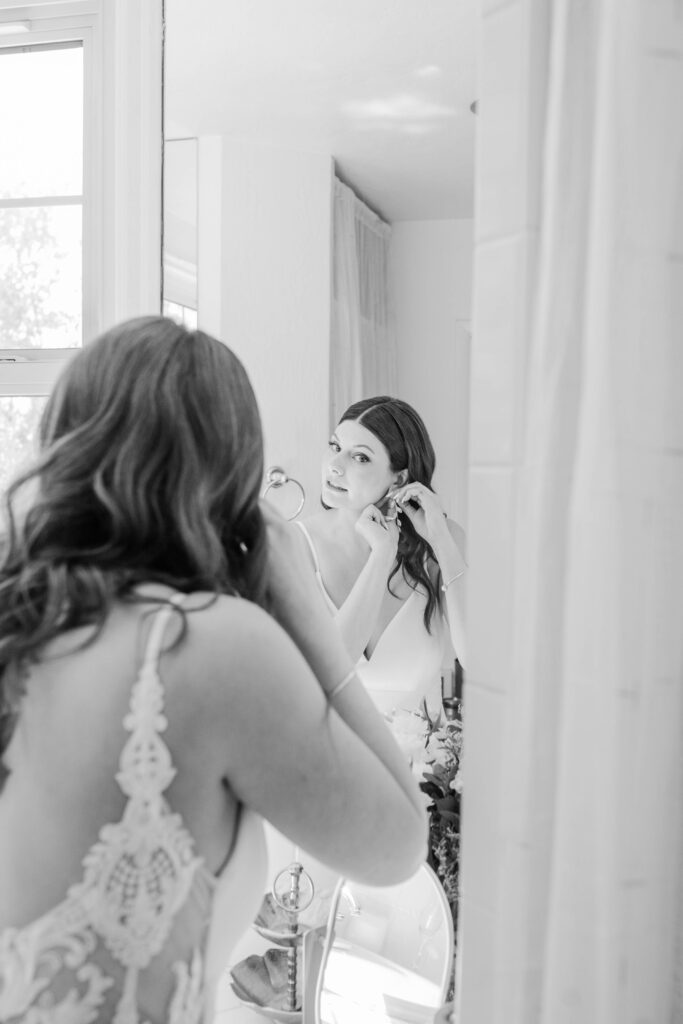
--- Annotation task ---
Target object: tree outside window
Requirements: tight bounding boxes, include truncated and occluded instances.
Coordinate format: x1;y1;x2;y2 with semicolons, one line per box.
0;40;83;493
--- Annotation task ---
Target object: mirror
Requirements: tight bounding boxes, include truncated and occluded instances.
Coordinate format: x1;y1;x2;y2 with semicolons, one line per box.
163;0;475;525
163;1;475;1018
162;137;198;328
314;865;454;1024
226;851;342;1023
222;858;454;1024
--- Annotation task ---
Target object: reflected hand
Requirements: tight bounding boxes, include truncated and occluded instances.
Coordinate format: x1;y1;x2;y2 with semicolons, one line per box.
355;504;400;563
392;482;448;546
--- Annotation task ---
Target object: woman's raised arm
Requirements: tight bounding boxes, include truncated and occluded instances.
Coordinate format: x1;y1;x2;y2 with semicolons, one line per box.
392;483;468;669
191;593;427;886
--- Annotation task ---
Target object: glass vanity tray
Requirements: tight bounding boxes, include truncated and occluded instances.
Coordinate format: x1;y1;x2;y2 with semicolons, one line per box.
229;948;302;1023
253;891;330;946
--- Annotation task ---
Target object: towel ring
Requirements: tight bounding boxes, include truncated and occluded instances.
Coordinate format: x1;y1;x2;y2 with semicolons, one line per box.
261;466;306;520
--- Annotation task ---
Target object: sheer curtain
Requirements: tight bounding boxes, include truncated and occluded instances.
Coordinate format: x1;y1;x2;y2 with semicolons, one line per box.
330;177;395;427
472;1;683;1021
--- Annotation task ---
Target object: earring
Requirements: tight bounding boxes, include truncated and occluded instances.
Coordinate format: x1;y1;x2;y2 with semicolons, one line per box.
385;496;398;522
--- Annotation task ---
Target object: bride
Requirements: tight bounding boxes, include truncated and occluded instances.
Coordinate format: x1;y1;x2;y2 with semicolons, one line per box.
0;325;427;1024
296;396;467;724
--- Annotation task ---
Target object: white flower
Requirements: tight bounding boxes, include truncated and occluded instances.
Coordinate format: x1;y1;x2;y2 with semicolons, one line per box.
411;757;433;781
424;732;444;762
390;707;427;736
389;708;430;763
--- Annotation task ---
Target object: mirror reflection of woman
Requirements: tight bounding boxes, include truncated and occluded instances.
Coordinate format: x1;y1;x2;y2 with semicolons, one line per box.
297;397;467;724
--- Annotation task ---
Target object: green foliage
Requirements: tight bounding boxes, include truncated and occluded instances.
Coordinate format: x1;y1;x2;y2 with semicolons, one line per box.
419;719;462;931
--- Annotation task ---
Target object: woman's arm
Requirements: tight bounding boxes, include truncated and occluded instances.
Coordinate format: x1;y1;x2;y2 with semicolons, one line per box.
261;510;422;821
226;607;428;885
392;484;468;669
431;518;467;670
190;515;427;884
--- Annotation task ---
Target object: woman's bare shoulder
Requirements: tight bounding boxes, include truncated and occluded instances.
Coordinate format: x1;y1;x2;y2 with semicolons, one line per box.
295;512;338;567
299;510;332;536
181;592;279;655
164;594;309;727
180;594;312;687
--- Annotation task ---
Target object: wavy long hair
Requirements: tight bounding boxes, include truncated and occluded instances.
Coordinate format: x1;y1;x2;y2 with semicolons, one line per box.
0;316;267;764
339;396;442;631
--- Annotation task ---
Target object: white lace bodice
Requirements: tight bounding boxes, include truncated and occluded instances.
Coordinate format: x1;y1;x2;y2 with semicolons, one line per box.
0;598;218;1024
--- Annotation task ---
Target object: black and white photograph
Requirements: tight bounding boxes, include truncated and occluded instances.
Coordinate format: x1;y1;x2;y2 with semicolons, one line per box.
0;2;681;1023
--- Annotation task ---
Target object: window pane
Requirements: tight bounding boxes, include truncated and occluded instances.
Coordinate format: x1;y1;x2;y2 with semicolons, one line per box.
0;395;46;496
0;205;82;348
0;44;83;198
163;299;198;330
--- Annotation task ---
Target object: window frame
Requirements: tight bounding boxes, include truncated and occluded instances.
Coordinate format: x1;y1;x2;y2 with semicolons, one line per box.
0;0;163;405
0;4;101;396
0;4;98;395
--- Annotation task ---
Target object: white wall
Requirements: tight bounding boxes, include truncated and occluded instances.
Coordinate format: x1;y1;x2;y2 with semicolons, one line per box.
195;152;473;526
197;139;334;515
390;219;473;528
458;2;547;1019
100;0;163;330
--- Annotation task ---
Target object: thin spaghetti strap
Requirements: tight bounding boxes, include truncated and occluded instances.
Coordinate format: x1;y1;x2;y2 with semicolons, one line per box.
139;593;187;674
139;605;176;673
295;524;338;613
118;600;184;799
295;521;322;574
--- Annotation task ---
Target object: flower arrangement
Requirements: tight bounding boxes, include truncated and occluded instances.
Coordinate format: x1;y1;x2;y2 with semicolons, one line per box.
390;702;462;934
417;711;462;925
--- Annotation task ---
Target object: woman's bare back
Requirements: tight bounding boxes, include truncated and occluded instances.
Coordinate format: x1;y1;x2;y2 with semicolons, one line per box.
0;590;239;932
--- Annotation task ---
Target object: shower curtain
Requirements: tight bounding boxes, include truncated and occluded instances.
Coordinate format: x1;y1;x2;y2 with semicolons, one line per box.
466;1;683;1020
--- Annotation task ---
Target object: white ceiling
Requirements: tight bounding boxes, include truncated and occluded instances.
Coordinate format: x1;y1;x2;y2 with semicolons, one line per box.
164;0;477;223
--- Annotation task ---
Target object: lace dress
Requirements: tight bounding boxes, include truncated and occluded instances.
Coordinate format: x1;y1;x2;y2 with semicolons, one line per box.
0;598;267;1024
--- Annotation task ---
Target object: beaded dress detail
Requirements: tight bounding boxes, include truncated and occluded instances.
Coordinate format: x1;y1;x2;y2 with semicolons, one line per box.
0;600;216;1024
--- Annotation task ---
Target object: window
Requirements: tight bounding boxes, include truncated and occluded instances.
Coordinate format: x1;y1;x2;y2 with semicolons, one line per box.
0;7;93;487
0;1;163;493
0;42;83;351
0;395;46;494
162;299;198;330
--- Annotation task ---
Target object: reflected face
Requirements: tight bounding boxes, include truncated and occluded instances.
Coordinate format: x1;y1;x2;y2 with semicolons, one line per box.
322;419;397;512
